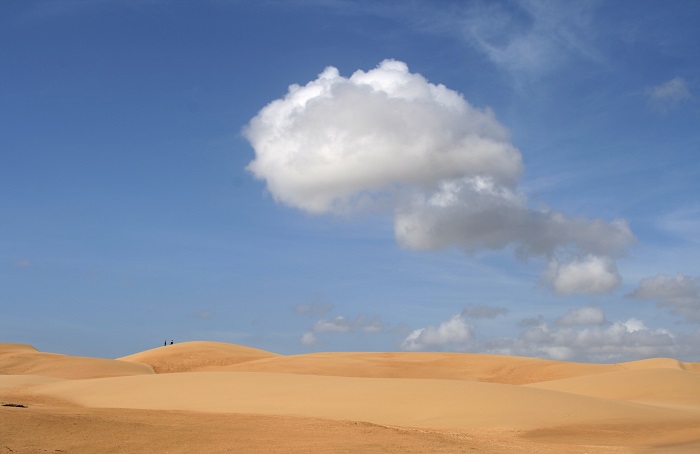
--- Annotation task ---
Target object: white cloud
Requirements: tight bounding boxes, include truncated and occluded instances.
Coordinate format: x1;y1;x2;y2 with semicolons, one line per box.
245;59;522;214
556;306;606;326
484;315;682;363
300;314;385;348
310;315;383;333
401;314;473;351
299;331;317;346
629;274;700;323
312;316;354;333
647;77;692;112
401;305;698;362
245;60;634;294
545;255;621;295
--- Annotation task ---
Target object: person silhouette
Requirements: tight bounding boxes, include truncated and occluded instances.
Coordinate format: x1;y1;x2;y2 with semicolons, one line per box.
164;340;167;346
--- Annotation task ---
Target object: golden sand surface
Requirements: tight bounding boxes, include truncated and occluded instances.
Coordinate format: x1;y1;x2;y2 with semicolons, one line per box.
2;341;700;453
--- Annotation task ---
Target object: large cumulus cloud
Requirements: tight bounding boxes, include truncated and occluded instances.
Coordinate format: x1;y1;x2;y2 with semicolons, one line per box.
244;60;634;293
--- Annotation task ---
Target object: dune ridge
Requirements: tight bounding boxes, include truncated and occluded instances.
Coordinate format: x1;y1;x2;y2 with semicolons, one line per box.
118;340;279;373
2;340;700;453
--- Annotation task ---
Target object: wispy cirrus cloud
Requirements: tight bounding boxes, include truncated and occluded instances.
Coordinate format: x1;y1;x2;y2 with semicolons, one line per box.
292;301;334;317
453;0;603;77
297;313;385;347
647;77;692;112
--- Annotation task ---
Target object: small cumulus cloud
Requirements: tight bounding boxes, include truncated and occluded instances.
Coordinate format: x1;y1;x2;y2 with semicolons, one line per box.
647;77;692;112
629;274;700;323
313;316;354;333
401;304;507;351
299;331;317;346
401;314;473;352
245;60;634;294
545;255;621;295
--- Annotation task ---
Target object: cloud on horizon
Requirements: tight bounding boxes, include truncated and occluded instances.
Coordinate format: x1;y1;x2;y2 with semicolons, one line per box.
401;304;508;352
401;305;695;362
245;60;634;294
484;317;683;363
299;314;385;347
401;313;473;351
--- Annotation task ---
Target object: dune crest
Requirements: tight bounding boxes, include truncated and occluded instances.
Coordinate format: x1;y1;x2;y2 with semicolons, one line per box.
619;357;686;370
0;343;39;353
118;341;280;373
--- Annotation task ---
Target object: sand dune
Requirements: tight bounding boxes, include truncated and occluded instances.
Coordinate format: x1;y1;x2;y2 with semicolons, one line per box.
0;343;153;379
2;341;700;453
528;367;700;408
28;370;700;431
118;340;279;373
216;350;618;383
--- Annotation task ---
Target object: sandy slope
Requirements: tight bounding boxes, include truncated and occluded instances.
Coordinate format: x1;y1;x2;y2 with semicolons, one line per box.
28;370;700;431
215;351;619;383
0;343;153;379
2;341;700;453
528;367;700;408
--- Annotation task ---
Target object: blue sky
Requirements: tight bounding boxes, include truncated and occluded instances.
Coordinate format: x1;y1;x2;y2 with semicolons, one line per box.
2;0;699;362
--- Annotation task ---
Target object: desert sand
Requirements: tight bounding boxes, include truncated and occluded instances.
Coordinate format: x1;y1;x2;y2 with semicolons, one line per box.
1;341;700;453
